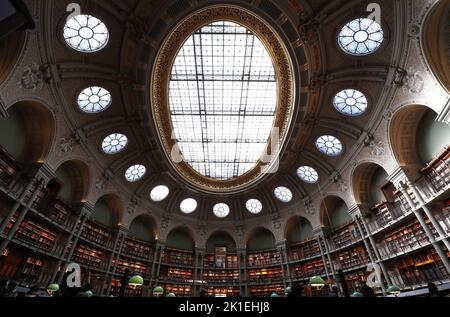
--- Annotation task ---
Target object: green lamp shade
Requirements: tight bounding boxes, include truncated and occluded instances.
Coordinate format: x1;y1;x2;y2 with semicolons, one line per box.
81;290;93;297
153;286;164;294
270;292;279;297
128;275;144;286
47;284;59;292
166;292;176;297
351;291;363;297
387;285;401;294
284;286;292;294
309;276;325;287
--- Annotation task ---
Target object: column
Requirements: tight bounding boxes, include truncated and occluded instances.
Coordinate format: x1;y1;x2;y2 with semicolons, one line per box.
0;177;45;255
353;214;389;295
397;181;450;275
56;209;90;285
356;213;393;287
0;176;39;234
276;240;290;288
237;248;247;297
193;247;205;297
409;182;450;250
49;205;86;283
105;226;128;295
151;241;165;287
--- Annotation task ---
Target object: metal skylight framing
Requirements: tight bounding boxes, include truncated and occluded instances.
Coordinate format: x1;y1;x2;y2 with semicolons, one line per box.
169;21;277;180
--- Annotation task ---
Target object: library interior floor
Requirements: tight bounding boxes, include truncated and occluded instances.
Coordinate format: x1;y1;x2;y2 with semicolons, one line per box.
0;0;449;298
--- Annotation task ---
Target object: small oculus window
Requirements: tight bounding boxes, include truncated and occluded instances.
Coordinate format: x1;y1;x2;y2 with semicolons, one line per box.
297;166;319;184
101;133;127;154
338;18;384;56
63;14;109;52
180;198;198;214
213;203;230;218
125;164;146;182
77;86;111;113
274;186;293;203
333;89;368;116
150;185;170;202
246;199;263;214
316;135;343;156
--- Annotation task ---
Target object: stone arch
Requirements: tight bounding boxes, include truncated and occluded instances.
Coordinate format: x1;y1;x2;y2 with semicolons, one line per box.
92;193;123;228
0;31;26;86
319;195;352;229
165;225;196;250
246;226;276;251
284;215;314;245
205;231;237;253
352;162;390;207
389;104;449;180
52;160;90;203
0;100;55;164
422;0;450;92
128;213;157;243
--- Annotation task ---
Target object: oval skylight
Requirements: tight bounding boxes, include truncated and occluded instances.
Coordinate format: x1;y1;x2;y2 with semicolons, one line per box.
338;18;384;56
297;166;319;184
63;14;109;52
213;203;230;218
333;89;367;116
101;133;127;154
150;185;169;202
274;186;293;203
125;164;146;182
77;86;111;113
169;21;277;180
180;198;197;214
246;199;263;214
316;135;343;156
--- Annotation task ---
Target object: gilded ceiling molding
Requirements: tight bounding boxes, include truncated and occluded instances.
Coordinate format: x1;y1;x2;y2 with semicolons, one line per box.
151;5;296;194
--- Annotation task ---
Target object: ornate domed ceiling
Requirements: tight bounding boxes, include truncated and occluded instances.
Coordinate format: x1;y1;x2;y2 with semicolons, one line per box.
19;0;405;223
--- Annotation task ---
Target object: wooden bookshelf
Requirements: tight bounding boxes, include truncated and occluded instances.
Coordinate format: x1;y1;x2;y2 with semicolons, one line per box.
161;248;194;266
22;183;46;209
345;269;368;293
204;286;240;297
4;212;57;252
291;258;325;279
0;146;20;187
43;199;70;226
420;146;450;192
161;283;192;297
203;269;239;284
109;278;143;297
160;267;193;283
335;245;369;271
247;249;281;267
120;237;153;260
248;266;283;283
72;244;104;269
80;220;113;248
329;221;361;250
288;238;321;261
203;253;238;269
249;283;283;297
377;218;430;258
394;247;450;287
113;257;148;276
19;255;44;284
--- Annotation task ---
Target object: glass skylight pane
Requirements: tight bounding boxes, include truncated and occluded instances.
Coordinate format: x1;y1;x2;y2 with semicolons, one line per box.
169;21;276;180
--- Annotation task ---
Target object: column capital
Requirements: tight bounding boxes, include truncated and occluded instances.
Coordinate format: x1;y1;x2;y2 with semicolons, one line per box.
116;224;129;235
195;247;206;254
387;166;409;189
34;163;56;187
313;226;328;237
275;240;287;248
79;202;94;218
